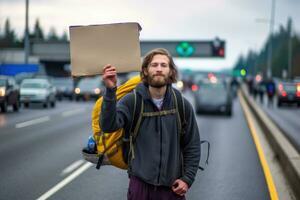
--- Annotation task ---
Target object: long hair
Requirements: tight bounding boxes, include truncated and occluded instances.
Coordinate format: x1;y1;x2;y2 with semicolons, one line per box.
140;48;178;84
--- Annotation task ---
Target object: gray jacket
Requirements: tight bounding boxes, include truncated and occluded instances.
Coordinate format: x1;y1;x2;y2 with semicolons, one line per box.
100;83;200;187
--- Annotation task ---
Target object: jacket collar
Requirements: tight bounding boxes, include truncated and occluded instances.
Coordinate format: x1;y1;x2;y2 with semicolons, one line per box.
136;82;172;102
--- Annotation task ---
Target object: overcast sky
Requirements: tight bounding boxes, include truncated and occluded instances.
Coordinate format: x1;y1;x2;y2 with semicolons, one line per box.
0;0;299;71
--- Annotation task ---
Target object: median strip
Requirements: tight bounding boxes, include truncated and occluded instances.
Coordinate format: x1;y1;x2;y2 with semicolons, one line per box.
15;116;50;128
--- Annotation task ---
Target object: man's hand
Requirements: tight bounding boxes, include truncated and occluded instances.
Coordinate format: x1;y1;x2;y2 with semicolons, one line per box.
172;179;189;196
102;64;117;89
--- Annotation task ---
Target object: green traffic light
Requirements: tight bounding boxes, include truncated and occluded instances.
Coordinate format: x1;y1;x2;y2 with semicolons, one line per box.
176;42;195;57
240;69;246;76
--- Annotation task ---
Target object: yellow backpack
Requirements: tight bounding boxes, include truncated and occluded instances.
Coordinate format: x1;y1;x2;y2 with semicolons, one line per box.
82;75;209;170
82;75;142;170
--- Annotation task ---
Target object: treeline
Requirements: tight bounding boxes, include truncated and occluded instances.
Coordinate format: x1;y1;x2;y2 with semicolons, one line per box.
0;18;68;48
234;18;300;78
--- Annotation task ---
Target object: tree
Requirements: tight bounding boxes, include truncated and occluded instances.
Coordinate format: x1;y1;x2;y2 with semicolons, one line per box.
5;19;16;41
47;27;59;41
33;19;44;41
0;18;17;47
60;31;68;41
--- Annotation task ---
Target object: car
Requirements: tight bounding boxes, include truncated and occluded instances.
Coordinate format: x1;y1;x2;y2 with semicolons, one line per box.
74;76;104;101
50;77;75;100
20;78;57;108
193;78;232;116
277;81;300;107
0;76;20;112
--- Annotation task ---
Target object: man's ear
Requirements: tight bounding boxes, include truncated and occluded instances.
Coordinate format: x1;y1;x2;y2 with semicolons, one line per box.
144;68;148;76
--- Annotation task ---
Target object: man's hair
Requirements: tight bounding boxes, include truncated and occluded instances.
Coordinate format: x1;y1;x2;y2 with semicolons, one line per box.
140;48;178;84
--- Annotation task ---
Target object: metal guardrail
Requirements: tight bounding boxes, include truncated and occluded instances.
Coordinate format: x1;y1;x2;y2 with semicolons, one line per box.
240;85;300;199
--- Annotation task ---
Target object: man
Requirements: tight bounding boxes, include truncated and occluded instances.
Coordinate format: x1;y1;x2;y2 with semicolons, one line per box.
101;48;200;200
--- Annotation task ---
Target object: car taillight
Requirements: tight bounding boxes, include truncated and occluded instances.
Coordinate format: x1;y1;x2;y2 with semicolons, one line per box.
297;92;300;97
191;84;198;92
281;91;287;97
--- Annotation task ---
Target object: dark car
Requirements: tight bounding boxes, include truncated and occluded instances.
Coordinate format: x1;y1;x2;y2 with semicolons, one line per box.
51;77;75;100
277;81;300;107
193;78;232;116
74;76;104;101
0;76;20;112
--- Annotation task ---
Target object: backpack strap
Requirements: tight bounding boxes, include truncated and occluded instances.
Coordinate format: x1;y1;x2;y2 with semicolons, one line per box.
171;88;187;138
128;90;143;161
171;88;210;171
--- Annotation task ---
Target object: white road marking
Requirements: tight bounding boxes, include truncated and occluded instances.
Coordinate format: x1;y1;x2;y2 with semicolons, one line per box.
60;160;85;176
36;162;93;200
61;108;85;117
15;116;50;128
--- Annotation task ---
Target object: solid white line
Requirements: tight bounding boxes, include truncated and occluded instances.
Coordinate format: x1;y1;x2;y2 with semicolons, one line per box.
15;116;50;128
36;162;93;200
61;108;85;117
60;160;85;176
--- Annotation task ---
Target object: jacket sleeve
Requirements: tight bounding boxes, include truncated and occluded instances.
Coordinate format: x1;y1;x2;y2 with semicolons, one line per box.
180;98;201;187
100;87;133;133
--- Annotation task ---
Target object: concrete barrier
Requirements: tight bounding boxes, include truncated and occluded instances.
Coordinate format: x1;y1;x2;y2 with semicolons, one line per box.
240;85;300;199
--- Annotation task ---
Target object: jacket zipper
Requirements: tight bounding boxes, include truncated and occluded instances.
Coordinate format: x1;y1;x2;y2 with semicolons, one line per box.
157;114;162;184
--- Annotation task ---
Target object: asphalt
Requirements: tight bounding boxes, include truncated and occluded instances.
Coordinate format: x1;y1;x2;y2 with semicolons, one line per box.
0;94;270;200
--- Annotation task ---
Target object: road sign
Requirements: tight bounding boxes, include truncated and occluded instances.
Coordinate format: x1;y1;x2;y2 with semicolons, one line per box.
140;40;225;58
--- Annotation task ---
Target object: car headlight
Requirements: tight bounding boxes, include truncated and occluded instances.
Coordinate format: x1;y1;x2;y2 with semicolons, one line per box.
94;88;101;95
0;87;6;96
75;88;80;94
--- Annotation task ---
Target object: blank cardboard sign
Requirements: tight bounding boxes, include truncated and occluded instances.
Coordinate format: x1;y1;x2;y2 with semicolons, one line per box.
69;22;142;76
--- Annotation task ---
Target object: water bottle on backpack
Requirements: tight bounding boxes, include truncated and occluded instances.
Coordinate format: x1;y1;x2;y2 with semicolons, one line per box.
84;135;97;154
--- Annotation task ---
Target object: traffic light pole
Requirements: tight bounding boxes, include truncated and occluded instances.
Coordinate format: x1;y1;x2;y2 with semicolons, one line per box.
288;19;293;79
24;0;30;64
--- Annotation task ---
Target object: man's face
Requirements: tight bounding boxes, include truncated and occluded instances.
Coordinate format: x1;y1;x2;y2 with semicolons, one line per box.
145;54;171;88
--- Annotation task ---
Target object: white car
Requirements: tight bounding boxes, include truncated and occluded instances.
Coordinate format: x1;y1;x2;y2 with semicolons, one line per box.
20;78;56;108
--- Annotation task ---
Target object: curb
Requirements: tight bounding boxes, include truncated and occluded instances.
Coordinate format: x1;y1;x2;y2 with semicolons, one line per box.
240;85;300;199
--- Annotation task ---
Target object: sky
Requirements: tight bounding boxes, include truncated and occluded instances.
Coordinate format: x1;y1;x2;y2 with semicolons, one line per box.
0;0;299;71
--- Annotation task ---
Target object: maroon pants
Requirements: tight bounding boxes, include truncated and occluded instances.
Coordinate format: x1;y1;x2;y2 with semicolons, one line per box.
127;176;186;200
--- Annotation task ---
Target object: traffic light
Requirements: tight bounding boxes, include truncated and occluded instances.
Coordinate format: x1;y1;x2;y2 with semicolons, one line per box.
211;38;225;57
176;42;195;57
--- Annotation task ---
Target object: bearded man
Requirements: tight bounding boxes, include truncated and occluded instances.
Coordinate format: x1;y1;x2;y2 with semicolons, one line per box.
101;48;200;200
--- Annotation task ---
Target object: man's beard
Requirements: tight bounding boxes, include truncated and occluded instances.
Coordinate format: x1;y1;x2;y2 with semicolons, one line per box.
147;74;170;88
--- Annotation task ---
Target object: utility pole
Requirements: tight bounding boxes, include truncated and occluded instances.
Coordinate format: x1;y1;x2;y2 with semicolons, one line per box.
288;18;293;79
24;0;30;64
267;0;276;78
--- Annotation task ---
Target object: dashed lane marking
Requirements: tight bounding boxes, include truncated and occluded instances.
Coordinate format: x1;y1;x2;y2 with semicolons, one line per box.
36;162;93;200
15;116;50;128
60;159;85;176
61;108;86;117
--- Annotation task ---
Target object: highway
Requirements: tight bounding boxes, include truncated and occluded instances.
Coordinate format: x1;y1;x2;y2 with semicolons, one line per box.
0;94;272;200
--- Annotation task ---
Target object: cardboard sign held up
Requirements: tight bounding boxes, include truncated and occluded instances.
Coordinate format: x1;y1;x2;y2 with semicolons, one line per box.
69;22;142;77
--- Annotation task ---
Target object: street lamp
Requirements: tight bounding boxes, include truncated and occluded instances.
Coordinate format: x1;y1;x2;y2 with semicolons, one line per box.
24;0;30;64
267;0;276;78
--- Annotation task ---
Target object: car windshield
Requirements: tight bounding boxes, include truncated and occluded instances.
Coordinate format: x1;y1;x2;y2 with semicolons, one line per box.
78;77;102;89
201;82;225;91
52;78;73;86
21;82;47;89
51;78;73;89
199;83;227;100
0;79;6;86
282;83;296;92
